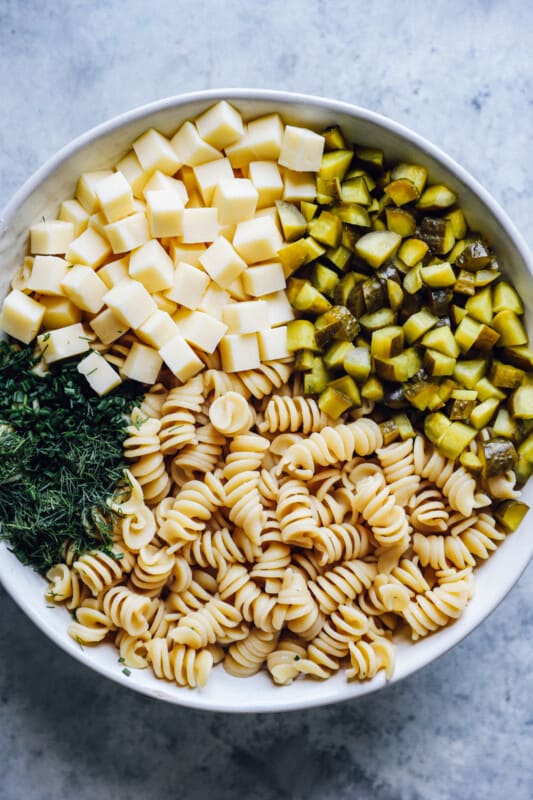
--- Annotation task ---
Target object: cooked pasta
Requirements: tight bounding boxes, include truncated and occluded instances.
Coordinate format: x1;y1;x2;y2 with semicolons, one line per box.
258;396;332;435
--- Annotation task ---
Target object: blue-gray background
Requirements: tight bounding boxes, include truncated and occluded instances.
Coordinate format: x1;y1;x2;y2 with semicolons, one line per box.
0;2;532;798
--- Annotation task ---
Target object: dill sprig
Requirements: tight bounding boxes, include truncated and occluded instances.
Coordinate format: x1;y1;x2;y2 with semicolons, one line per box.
0;340;143;573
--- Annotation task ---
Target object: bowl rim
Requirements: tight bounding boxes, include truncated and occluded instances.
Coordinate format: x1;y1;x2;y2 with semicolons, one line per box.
1;87;532;713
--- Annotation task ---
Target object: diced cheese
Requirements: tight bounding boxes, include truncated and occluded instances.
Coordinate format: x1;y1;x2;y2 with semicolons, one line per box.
242;261;286;297
248;161;283;209
173;308;227;353
59;199;89;237
133;128;182;175
40;296;82;329
104;212;150;254
0;289;45;343
142;170;188;204
30;220;75;255
199;236;247;289
159;334;204;382
77;351;122;395
97;257;130;288
61;265;108;314
181;208;219;243
186;190;205;208
279;125;325;172
89;307;128;344
180;165;197;195
198;283;232;320
169;241;206;268
76;170;114;213
26;256;69;295
232;215;283;264
128;239;174;292
132;198;147;213
65;226;112;268
38;322;93;363
247;114;285;160
166;261;210;308
219;333;260;372
227;275;248;301
222;300;269;334
88;211;108;237
256;326;289;360
152;291;178;315
171;121;222;167
218;223;237;242
195;101;244;149
103;278;157;328
212;178;258;225
262;290;295;327
122;341;163;384
146;189;184;238
224;129;256;169
193;157;234;204
116;150;150;198
282;170;317;202
135;309;179;349
95;171;134;223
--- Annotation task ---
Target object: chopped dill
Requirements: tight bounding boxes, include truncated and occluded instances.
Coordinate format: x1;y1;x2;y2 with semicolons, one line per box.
122;667;132;677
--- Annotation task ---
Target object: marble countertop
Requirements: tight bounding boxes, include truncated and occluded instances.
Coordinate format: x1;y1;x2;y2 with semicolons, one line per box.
1;2;532;798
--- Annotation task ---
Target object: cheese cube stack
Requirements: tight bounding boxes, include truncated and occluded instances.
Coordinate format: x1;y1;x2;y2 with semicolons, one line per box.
77;351;121;395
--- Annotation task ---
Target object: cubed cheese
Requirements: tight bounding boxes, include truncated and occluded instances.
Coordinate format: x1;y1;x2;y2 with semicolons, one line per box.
26;256;69;295
166;261;210;308
219;333;260;372
121;342;162;383
224;129;256;169
76;170;114;213
262;290;295;327
65;226;111;268
197;283;232;320
142;170;188;204
133;128;182;175
38;322;93;363
116;150;150;198
104;212;150;254
61;265;108;314
232;215;282;264
195;101;244;149
256;326;289;360
88;211;108;237
128;239;174;292
40;296;82;329
248;161;283;209
135;309;179;349
159;334;204;382
193;157;234;205
199;236;247;289
279;125;325;172
171;121;222;167
242;261;286;297
227;275;248;301
222;300;269;334
152;291;178;315
89;307;128;344
77;351;122;395
97;257;130;288
59;199;89;237
181;208;219;243
0;289;45;343
95;171;134;223
169;241;206;268
282;170;317;202
247;114;285;160
30;220;75;255
103;279;157;328
146;189;184;238
212;178;258;225
180;165;197;195
186;190;205;208
173;308;227;353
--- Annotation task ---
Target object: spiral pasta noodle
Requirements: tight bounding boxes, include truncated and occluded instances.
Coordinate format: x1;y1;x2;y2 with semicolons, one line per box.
258;395;332;435
376;438;420;506
352;472;410;551
159;376;203;455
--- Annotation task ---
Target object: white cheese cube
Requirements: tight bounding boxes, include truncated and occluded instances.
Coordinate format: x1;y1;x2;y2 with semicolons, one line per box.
59;199;89;237
257;327;289;360
198;283;232;320
199;236;247;289
128;239;174;292
152;292;177;315
38;323;92;363
89;307;128;344
282;170;317;202
40;296;82;329
103;279;157;328
133;128;182;175
104;212;150;254
27;256;69;296
248;161;283;209
242;261;286;297
88;211;108;237
193;157;234;205
218;223;237;242
122;342;163;383
65;226;111;268
0;289;45;343
263;290;295;327
212;178;258;225
173;308;227;353
159;334;204;382
76;170;114;213
248;114;285;160
219;333;260;372
170;241;206;268
135;309;179;349
232;216;283;264
279;125;325;172
142;171;188;204
77;351;122;395
146;189;184;238
227;275;248;301
95;171;134;223
179;165;197;194
186;190;205;208
222;300;269;334
61;265;108;314
116;151;149;198
181;208;219;243
195;101;244;149
96;257;130;288
132;198;147;213
224;129;256;169
166;261;210;308
171;121;222;167
30;220;75;255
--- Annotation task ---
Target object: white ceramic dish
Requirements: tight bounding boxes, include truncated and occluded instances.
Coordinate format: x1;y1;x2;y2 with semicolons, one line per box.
0;89;532;713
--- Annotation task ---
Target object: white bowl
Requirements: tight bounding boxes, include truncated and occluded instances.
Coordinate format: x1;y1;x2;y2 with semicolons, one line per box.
1;89;532;713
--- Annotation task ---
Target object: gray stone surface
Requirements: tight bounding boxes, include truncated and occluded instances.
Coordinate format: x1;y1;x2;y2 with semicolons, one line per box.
0;1;532;798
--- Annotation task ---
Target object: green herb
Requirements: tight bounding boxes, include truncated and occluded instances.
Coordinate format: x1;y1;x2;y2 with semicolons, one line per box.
0;340;143;573
122;667;131;677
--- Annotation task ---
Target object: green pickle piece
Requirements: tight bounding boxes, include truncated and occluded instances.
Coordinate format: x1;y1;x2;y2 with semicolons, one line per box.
303;356;329;395
343;346;372;382
308;211;343;248
286;319;319;352
416;184;457;211
354;230;401;268
494;500;529;532
318;386;353;419
479;438;518;478
275;201;308;242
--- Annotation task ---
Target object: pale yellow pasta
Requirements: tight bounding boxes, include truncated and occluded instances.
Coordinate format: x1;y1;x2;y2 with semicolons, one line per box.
258;395;332;435
376;438;420;506
408;481;449;533
159;376;203;454
209;391;255;436
170;597;244;649
224;629;279;677
73;541;135;595
401;577;475;640
346;637;395;681
352;472;410;552
223;433;269;545
309;559;377;616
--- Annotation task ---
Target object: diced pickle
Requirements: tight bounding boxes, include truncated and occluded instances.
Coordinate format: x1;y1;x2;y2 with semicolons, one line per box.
491;310;528;347
322;126;347;151
287;278;332;314
398;237;429;267
493;281;524;315
362;277;386;313
492;408;518;440
404;379;442;411
294;349;315;372
479;438;518;477
422;324;460;357
474;268;499;287
325;244;352;272
361;375;384;402
324;340;355;370
420;262;456;288
444;208;468;239
416;184;457;211
319;150;353;181
334;273;360;306
418;217;455;254
387;278;404;310
276;201;308;242
286;319;319;352
460;451;483;472
449;396;476;421
454;269;476;295
475;378;506;402
315;305;359;347
331;203;371;227
494;500;529;532
354;145;384;172
455;240;492;271
354;230;401;268
464;286;493;324
380;418;400;445
509;385;533;419
278;239;309;277
304;236;327;262
359;307;397;331
374;347;422;382
300;201;318;221
438;421;477;460
489;360;524;389
303;356;329;395
385;207;417;237
424;412;452;444
500;346;533;370
423;349;456;376
394;412;416;439
343;346;372;382
391;163;428;195
371;326;404;358
384;179;419;207
328;375;361;407
341;176;372;206
471;398;500;429
310;263;340;298
308;211;343;248
403;265;423;295
318;386;353;419
403;308;439;343
453;359;487;388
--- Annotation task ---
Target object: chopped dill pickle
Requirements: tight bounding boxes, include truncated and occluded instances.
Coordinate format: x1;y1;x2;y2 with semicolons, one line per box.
322;126;347;151
420;262;456;288
464;286;493;324
385;207;417;237
493;281;524;315
286;319;319;352
318;385;353;418
308;210;343;248
334;273;360;307
422;325;460;357
319;150;353;181
423;349;456;377
328;375;361;406
354;230;402;268
444;208;468;239
460;451;482;472
384;178;419;207
455;240;492;270
294;349;315;371
374;347;422;382
387;278;404;310
403;265;423;295
454;269;476;295
398;237;429;267
324;341;355;370
287;278;332;314
361;376;384;402
471;398;500;429
403;308;439;343
475;378;506;402
325;244;351;272
500;346;533;370
276;201;308;242
449;395;476;421
492;408;518;440
343;346;372;382
491;310;528;347
380;418;401;445
418;217;455;254
416;183;457;211
474;268;499;287
331;203;371;227
362;277;386;313
424;412;452;445
489;360;525;389
310;263;340;298
404;379;441;411
509;385;533;419
354;145;384;172
391;163;428;195
303;356;329;395
359;307;397;331
494;500;529;532
304;236;327;262
341;176;372;206
370;326;404;359
394;412;415;439
453;359;487;389
300;201;318;221
278;238;309;277
316;177;341;205
438;421;477;460
479;438;518;477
